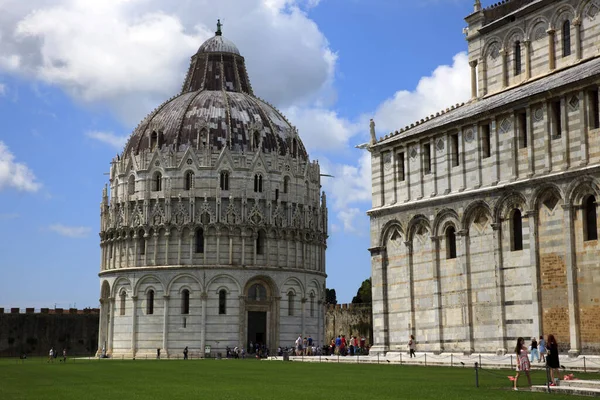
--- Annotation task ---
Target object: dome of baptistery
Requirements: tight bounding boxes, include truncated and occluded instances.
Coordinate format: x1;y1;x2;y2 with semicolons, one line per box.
97;22;327;359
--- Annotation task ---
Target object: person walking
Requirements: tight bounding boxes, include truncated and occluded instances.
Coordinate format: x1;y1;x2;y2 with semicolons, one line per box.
538;335;546;363
530;337;539;363
183;346;188;360
513;337;532;391
546;334;561;386
48;348;54;363
408;335;416;358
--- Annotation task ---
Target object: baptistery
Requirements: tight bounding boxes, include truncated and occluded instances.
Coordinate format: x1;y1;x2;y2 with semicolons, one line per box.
97;23;328;358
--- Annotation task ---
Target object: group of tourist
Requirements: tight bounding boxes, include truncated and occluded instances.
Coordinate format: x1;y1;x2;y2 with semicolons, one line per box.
327;334;368;356
47;347;67;363
513;334;561;391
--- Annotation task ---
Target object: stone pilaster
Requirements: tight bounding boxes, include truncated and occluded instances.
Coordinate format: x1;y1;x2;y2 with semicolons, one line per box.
525;211;543;338
369;245;388;355
574;18;582;60
162;295;169;357
131;295;138;358
548;29;556;70
524;40;531;79
562;205;581;357
491;222;508;352
430;236;444;354
200;292;208;357
457;229;474;354
469;59;478;99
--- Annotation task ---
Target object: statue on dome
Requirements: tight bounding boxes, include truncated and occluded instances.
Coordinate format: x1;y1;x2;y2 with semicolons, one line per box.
369;119;377;144
216;19;223;36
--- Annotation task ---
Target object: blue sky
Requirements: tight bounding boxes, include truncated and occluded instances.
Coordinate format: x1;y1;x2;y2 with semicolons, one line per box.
0;0;481;308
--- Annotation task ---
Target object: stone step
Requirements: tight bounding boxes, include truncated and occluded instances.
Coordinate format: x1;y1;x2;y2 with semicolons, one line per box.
531;384;600;397
560;380;600;389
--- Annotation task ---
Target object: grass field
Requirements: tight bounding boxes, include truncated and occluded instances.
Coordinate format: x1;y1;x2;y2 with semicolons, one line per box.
0;357;595;399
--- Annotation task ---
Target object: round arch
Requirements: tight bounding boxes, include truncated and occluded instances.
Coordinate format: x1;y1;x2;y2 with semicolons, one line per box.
461;200;493;230
166;273;203;296
133;274;166;296
432;208;460;237
494;192;528;223
379;219;404;247
406;214;431;242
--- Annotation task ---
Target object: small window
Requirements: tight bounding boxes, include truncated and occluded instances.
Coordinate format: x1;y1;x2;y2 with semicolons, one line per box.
219;289;227;315
589;89;599;130
514;41;522;76
585;196;598;241
397;152;405;181
482;124;491;158
128;175;135;195
422;143;431;175
150;131;158;151
253;131;261;151
147;290;154;315
517;111;527;148
563;20;571;58
446;226;457;259
310;293;315;317
283;176;290;193
195;228;204;253
256;230;265;255
254;174;263;193
181;290;190;315
183;317;187;328
153;172;162;191
275;188;279;202
552;100;562;139
511;209;523;251
249;284;267;301
120;291;126;316
185;171;194;190
287;291;295;316
451;134;460;167
220;171;229;191
139;232;146;255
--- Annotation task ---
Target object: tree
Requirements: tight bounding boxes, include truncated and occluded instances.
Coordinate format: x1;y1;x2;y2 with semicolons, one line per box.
325;288;337;305
351;278;372;304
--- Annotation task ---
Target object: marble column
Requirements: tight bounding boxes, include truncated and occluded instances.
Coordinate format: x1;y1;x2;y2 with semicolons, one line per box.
457;230;474;353
524;40;531;79
301;297;307;338
165;230;170;265
369;246;389;355
500;48;508;88
562;205;581;356
548;29;556;70
133;232;139;268
580;89;590;166
108;297;115;355
131;295;138;358
153;231;159;266
574;18;582;60
200;292;208;357
544;102;553;173
431;236;444;354
177;230;182;265
561;96;570;169
492;223;508;352
404;240;416;343
526;106;535;176
162;295;169;357
216;232;221;265
469;59;478;99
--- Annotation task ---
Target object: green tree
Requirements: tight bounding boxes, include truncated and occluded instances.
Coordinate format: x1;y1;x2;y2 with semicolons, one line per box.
351;278;372;304
325;288;337;305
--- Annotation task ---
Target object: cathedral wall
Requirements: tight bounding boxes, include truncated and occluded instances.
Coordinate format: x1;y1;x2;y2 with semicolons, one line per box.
411;232;437;352
386;232;410;350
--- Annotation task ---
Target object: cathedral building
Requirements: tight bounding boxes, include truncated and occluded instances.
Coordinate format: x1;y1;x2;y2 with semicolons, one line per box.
367;0;600;356
97;23;328;358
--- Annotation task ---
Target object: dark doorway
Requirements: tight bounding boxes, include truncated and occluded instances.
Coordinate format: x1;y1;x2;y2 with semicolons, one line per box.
247;311;267;349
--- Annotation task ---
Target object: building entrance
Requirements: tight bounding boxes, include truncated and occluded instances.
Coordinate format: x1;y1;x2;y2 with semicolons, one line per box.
247;311;267;348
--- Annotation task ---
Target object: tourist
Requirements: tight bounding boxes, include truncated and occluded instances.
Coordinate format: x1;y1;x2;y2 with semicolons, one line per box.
408;335;416;358
249;341;253;354
295;335;303;356
156;348;161;360
307;335;313;355
538;335;546;363
183;346;188;360
62;348;67;363
334;335;342;355
546;334;561;385
513;337;532;391
341;335;347;356
530;337;539;363
303;337;308;355
48;348;54;363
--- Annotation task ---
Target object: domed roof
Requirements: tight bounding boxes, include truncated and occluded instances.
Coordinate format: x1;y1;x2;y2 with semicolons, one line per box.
197;35;240;55
122;21;308;161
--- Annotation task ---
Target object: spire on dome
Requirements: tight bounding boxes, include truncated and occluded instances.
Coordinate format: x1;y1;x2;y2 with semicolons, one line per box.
216;19;223;36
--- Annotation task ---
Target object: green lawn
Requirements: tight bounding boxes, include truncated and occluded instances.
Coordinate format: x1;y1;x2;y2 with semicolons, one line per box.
0;357;594;399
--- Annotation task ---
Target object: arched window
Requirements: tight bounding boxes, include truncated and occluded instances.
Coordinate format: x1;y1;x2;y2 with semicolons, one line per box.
287;291;295;316
511;209;523;251
181;289;190;315
253;131;261;151
153;172;162;191
563;20;571;57
219;289;227;315
514;41;522;76
256;230;265;255
585;196;598;241
147;290;154;315
249;284;267;301
139;231;146;255
254;174;263;193
128;175;135;195
150;131;158;151
185;171;194;190
275;188;279;202
310;293;315;317
120;291;126;316
283;176;290;194
195;228;204;253
446;226;457;259
220;171;229;191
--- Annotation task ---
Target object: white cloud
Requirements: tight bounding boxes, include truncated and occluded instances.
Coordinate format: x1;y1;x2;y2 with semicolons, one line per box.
86;131;128;150
371;52;471;136
48;224;91;238
0;141;41;192
0;0;336;125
